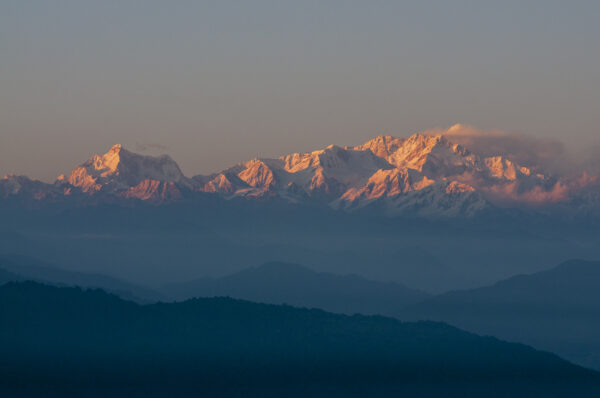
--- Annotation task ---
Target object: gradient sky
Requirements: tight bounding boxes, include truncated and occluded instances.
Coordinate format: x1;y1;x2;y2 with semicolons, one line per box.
1;1;599;181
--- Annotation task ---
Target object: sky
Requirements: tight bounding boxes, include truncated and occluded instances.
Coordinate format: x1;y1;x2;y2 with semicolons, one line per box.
1;1;599;182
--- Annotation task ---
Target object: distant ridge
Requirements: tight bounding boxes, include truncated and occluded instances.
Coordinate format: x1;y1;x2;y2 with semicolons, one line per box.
399;259;600;371
161;261;430;314
0;254;163;303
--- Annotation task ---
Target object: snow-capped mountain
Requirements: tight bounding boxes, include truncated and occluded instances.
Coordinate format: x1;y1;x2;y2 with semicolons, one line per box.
183;132;556;216
2;131;598;218
55;144;193;202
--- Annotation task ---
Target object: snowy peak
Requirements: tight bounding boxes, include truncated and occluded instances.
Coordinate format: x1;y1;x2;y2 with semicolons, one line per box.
280;144;391;189
206;145;394;202
92;144;124;175
197;173;248;195
64;144;188;193
237;159;278;189
281;144;389;175
354;135;405;160
355;133;547;185
356;133;476;176
483;156;539;181
339;168;434;204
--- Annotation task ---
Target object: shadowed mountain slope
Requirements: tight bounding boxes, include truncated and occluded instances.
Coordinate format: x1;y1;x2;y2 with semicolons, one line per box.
1;281;599;397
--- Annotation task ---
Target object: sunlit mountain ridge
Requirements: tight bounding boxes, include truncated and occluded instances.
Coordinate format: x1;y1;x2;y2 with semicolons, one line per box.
2;126;599;218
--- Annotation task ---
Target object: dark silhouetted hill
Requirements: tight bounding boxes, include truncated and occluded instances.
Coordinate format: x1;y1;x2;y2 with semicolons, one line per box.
0;282;599;397
0;267;24;284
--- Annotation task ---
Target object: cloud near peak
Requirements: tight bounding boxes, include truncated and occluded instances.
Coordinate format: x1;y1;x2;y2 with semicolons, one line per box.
420;124;567;174
416;124;600;206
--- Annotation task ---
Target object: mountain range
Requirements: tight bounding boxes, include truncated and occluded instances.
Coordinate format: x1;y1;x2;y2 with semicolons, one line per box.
3;129;600;296
3;127;599;219
158;259;600;371
4;256;600;373
2;281;598;397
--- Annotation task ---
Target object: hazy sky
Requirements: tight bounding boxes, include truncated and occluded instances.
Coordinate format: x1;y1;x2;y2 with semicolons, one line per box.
1;1;599;181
